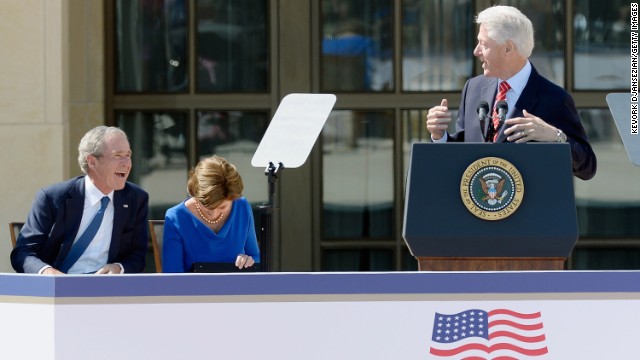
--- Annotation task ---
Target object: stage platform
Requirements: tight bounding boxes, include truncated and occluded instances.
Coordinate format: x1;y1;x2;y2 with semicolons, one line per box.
1;271;638;359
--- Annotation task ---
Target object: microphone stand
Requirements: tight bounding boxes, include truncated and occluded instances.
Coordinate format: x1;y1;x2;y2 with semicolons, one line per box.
485;117;495;143
495;101;509;141
477;102;491;143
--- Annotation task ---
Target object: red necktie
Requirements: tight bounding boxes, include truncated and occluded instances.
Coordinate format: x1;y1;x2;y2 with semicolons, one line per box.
492;81;511;141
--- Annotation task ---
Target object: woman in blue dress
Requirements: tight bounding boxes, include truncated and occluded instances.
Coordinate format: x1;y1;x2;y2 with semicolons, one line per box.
162;155;260;272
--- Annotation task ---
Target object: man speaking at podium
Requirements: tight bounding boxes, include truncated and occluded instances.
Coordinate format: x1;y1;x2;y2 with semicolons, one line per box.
425;5;596;181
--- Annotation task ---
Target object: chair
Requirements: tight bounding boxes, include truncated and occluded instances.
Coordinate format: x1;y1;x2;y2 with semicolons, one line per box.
9;222;24;248
148;220;164;273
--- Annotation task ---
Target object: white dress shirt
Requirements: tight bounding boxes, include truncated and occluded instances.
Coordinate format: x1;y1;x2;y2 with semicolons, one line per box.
66;176;115;274
498;60;532;119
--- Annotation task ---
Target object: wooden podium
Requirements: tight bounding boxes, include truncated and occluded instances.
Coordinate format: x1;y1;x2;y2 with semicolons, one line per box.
418;257;565;271
403;143;578;271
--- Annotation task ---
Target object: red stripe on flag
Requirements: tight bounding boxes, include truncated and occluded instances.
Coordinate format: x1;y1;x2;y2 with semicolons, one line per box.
488;309;542;319
489;330;546;343
489;319;544;331
463;357;519;360
430;343;548;357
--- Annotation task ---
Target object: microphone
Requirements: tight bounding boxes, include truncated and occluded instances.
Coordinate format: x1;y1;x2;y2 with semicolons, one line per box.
477;101;490;142
495;100;509;137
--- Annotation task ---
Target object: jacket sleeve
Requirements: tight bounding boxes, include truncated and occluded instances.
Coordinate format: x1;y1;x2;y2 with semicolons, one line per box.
11;189;60;273
560;95;597;180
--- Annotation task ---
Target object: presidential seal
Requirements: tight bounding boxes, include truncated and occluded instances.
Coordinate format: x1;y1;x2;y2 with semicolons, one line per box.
460;157;524;221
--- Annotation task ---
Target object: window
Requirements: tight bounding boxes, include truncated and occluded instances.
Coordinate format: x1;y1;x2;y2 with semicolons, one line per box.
320;0;394;92
322;110;395;240
574;109;640;238
108;1;272;274
573;0;631;90
196;0;269;92
401;0;474;91
115;0;188;92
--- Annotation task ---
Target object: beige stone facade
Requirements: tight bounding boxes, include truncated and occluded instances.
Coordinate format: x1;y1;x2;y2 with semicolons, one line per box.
0;0;104;272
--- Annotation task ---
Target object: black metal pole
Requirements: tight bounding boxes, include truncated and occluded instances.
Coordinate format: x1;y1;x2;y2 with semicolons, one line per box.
258;162;282;272
258;206;271;272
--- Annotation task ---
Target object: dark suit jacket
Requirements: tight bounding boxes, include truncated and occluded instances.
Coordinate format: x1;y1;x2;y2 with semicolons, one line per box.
447;65;597;180
11;176;149;273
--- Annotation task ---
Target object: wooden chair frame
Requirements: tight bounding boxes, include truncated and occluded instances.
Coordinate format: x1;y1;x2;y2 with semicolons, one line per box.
9;222;24;248
148;220;164;273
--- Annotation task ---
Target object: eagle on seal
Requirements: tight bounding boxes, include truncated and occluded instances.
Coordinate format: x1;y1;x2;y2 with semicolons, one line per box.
481;178;505;205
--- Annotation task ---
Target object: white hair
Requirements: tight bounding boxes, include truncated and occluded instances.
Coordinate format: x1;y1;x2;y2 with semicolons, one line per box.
77;126;128;174
476;5;534;58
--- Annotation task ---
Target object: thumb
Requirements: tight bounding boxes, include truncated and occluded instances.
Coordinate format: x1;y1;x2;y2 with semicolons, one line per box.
440;99;448;108
522;109;533;117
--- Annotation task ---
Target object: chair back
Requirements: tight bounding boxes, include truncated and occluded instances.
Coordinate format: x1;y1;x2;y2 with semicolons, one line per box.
148;220;164;272
9;222;24;248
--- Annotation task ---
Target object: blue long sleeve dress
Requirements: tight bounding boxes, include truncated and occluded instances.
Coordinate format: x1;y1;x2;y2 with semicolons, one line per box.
162;197;260;273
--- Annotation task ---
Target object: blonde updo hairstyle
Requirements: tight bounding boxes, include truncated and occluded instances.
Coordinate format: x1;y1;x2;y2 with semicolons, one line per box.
187;155;244;209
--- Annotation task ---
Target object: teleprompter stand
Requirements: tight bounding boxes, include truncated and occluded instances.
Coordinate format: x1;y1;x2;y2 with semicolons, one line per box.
257;161;282;272
252;93;336;271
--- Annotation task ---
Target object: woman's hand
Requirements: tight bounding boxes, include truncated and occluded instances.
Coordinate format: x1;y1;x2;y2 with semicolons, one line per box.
235;254;255;269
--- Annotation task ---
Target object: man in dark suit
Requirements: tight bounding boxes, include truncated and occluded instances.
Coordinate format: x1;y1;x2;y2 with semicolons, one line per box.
426;5;597;181
11;126;149;274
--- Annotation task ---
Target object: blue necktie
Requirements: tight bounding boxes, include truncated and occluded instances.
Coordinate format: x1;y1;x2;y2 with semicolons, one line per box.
59;196;110;273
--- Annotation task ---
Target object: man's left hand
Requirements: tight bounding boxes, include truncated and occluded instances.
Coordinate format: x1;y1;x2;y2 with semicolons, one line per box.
504;109;558;143
95;263;123;274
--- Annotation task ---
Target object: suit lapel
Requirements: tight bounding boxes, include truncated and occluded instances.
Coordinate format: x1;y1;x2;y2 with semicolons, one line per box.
495;66;543;142
55;177;85;267
514;66;542;117
479;78;498;140
481;77;499;107
109;187;130;261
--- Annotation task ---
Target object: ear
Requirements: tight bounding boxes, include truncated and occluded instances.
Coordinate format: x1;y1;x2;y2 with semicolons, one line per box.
87;155;97;169
504;40;514;55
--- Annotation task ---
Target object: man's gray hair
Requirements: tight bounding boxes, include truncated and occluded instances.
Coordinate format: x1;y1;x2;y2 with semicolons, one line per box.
77;126;128;174
476;5;534;58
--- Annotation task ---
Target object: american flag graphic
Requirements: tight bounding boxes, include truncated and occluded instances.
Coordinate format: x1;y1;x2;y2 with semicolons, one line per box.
429;309;548;359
